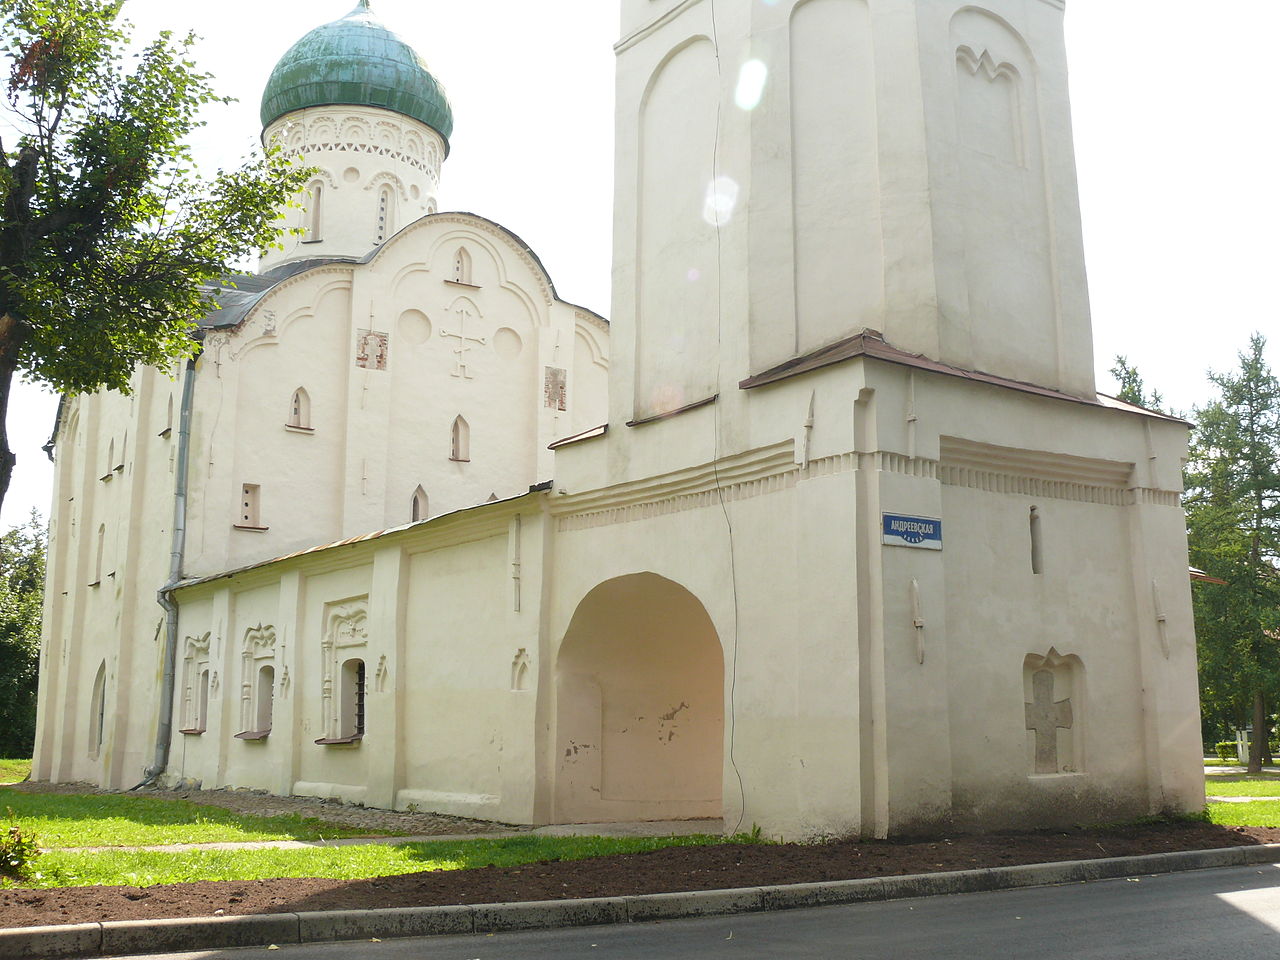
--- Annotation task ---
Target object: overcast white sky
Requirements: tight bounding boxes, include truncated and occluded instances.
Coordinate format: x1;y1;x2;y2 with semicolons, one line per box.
4;0;1277;528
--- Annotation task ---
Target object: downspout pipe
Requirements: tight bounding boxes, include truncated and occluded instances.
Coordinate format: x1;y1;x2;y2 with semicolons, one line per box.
138;350;200;786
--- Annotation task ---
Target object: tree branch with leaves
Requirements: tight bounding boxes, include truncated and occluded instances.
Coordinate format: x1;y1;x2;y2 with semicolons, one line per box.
0;0;310;512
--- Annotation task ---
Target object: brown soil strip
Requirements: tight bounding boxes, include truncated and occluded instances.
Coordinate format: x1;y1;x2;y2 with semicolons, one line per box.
3;821;1277;929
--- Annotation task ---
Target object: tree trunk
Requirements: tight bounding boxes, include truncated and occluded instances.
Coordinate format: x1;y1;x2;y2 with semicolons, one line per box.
1249;691;1266;773
0;356;17;518
1264;697;1276;767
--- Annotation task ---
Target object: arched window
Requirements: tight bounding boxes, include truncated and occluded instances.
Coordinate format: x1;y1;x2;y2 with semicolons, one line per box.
162;394;174;437
411;485;429;522
256;664;275;734
287;387;312;430
305;181;324;242
452;246;473;284
117;431;126;472
88;661;107;758
340;658;367;739
450;416;470;462
375;185;395;244
103;439;114;480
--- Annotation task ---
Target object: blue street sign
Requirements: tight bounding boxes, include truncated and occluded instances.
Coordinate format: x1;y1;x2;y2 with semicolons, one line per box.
882;513;943;550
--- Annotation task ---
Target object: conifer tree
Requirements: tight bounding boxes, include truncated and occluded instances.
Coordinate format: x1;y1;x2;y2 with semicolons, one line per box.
1184;335;1280;771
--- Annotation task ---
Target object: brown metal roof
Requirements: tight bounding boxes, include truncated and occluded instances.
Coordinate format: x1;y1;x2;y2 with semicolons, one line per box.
738;329;1187;423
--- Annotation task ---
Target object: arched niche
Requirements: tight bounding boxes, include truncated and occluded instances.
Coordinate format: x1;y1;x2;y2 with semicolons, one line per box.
555;573;724;823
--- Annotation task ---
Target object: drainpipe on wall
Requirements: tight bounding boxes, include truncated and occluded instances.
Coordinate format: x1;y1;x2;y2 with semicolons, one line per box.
137;349;200;787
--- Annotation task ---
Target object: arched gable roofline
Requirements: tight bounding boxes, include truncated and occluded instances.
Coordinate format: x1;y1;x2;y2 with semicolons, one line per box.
368;210;598;315
237;277;352;360
950;6;1037;68
574;322;608;369
638;35;716;116
425;228;544;327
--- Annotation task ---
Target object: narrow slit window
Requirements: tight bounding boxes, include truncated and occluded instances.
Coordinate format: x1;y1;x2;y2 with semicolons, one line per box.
239;483;262;528
117;431;127;471
375;185;395;244
256;664;275;734
306;181;324;241
89;662;107;758
162;394;174;437
103;439;114;480
452;246;473;284
91;524;105;585
450;416;470;462
288;387;311;429
411;485;429;522
196;668;210;733
1030;506;1044;575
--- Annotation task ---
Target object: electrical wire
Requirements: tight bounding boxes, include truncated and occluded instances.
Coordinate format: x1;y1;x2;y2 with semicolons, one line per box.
705;0;747;836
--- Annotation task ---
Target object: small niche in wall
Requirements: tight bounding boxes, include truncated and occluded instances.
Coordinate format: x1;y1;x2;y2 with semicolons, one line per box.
286;387;313;432
450;416;470;462
235;483;267;530
511;649;531;692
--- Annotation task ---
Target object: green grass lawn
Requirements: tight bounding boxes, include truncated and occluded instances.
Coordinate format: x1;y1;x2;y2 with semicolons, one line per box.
1207;799;1280;828
1204;777;1280;797
0;788;390;848
0;759;30;785
6;833;743;890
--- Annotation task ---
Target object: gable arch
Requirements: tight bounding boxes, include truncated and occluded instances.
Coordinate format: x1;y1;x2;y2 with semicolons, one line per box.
367;212;560;317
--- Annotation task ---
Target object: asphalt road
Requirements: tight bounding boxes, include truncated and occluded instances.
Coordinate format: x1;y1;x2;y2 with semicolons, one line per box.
125;864;1280;960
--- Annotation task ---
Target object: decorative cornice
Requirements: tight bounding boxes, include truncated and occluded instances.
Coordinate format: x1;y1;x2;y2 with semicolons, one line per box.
554;444;939;533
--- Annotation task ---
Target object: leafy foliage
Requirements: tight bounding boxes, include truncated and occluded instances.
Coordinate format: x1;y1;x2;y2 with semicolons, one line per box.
0;0;311;510
0;818;39;881
1184;335;1280;765
0;510;44;757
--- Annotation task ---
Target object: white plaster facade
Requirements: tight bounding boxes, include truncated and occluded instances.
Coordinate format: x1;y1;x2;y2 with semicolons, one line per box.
34;0;1204;839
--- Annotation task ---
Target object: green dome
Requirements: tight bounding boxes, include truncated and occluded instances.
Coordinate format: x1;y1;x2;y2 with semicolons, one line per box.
260;0;453;149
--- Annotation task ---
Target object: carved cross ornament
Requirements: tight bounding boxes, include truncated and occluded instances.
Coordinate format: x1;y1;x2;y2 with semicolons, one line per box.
1025;669;1073;774
440;301;486;379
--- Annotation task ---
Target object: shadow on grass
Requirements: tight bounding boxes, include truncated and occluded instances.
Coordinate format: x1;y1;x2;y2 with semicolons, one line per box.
0;787;380;847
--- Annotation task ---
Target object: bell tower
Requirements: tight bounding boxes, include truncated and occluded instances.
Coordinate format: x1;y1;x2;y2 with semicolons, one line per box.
610;0;1095;418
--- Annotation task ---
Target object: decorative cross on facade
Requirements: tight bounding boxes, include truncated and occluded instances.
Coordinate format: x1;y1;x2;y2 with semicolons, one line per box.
1025;669;1073;774
440;304;487;379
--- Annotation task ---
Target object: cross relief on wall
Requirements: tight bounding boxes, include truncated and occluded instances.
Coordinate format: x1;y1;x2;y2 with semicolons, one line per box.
440;300;487;379
1023;649;1082;776
1024;669;1072;774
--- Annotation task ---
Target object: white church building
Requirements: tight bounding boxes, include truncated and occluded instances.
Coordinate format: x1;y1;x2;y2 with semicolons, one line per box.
32;0;1204;839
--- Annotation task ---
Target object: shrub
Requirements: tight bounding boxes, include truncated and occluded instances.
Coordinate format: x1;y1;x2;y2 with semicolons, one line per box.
0;820;39;882
1216;741;1238;762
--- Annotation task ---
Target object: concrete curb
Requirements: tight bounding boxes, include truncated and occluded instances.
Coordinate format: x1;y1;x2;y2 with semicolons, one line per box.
3;843;1279;959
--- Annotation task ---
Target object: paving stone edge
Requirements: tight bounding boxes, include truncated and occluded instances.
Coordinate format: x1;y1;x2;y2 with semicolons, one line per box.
3;843;1279;959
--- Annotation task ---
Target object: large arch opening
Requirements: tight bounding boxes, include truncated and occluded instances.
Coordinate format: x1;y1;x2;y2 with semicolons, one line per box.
555;573;724;823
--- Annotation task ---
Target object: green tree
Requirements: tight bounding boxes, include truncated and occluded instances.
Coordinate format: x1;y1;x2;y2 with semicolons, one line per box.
0;0;309;512
1184;334;1280;772
1110;355;1165;410
0;510;45;758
